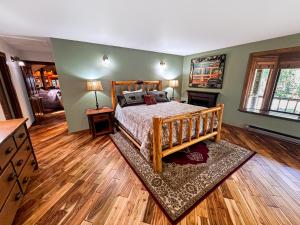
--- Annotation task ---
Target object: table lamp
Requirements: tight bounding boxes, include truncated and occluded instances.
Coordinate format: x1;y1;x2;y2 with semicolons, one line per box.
87;80;103;109
169;80;179;100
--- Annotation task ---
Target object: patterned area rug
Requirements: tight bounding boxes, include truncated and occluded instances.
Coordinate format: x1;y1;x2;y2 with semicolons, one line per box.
110;132;255;223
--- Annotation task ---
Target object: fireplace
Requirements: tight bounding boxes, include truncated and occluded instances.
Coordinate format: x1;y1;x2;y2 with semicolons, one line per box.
187;90;219;107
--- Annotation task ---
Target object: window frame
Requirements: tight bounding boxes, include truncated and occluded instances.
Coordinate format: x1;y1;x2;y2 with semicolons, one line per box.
240;46;300;120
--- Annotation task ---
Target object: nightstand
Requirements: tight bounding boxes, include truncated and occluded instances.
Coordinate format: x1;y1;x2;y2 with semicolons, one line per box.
86;107;114;138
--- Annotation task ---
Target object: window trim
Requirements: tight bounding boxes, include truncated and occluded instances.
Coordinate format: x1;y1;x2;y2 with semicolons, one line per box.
240;46;300;119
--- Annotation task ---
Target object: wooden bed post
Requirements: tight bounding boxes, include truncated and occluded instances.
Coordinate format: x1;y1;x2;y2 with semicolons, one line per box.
153;116;163;173
111;81;116;110
215;103;224;142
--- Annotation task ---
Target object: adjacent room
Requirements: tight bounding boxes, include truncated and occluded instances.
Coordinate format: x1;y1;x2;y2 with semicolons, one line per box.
0;1;299;225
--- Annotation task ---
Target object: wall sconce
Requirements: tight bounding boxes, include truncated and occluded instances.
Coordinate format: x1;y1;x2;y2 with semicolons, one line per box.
160;59;166;68
11;56;25;66
102;55;109;64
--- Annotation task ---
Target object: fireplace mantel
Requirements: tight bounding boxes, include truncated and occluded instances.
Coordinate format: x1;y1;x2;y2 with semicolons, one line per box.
187;90;219;107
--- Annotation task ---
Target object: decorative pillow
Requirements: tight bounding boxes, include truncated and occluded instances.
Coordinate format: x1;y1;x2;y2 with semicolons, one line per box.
144;95;157;105
148;91;169;102
117;91;146;107
124;91;146;104
122;89;142;95
117;95;127;107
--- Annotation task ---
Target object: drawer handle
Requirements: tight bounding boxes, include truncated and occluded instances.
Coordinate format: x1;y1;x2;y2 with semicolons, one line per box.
26;146;31;151
5;147;14;155
18;133;25;139
16;159;24;166
23;176;29;184
7;172;16;182
15;192;22;201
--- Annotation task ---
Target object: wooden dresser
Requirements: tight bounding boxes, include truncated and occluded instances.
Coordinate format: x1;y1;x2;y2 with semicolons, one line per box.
0;118;38;225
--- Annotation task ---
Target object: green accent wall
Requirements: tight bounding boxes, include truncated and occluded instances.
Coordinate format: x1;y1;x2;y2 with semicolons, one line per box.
51;38;183;132
181;33;300;138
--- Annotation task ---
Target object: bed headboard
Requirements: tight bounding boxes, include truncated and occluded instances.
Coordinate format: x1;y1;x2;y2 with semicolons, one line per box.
111;80;162;110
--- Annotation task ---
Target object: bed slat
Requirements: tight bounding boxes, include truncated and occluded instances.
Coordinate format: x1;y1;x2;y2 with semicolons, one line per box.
169;122;173;149
188;117;192;141
178;119;183;145
210;112;214;133
203;114;208;135
196;115;200;138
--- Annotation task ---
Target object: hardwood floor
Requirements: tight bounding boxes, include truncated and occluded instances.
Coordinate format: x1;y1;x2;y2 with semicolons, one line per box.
13;111;300;225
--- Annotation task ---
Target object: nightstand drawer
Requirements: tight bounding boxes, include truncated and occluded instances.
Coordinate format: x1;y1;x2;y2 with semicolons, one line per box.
92;114;110;122
0;163;17;210
11;139;31;176
18;154;36;193
0;137;17;173
0;182;23;225
13;125;27;148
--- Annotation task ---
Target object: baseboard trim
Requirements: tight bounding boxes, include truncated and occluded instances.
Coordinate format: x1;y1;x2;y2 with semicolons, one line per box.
245;125;300;145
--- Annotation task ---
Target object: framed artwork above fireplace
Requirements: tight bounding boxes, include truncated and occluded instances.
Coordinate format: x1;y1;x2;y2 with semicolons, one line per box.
189;54;226;89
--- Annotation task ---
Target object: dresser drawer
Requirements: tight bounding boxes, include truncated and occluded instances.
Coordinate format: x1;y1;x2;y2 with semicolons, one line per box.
0;183;23;225
18;154;36;193
11;139;31;176
0;137;17;173
0;163;17;210
13;125;27;148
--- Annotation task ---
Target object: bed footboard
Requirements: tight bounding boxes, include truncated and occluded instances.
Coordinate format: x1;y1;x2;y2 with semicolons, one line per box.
152;104;224;173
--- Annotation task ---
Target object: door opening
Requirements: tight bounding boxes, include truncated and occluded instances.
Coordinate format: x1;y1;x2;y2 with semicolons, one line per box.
20;61;64;122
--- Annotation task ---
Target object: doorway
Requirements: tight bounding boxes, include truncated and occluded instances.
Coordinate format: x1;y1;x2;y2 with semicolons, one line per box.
0;52;23;119
20;61;64;122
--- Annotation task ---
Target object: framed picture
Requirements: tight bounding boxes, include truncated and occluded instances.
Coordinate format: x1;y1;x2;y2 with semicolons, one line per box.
189;54;226;89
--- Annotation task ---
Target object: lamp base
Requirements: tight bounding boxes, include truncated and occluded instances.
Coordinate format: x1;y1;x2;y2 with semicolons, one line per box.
94;91;100;110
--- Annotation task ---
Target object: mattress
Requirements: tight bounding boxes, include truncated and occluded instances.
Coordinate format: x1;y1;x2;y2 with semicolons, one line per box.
115;101;214;161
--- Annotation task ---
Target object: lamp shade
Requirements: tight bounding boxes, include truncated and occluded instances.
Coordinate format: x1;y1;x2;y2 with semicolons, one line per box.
86;80;103;91
169;80;179;88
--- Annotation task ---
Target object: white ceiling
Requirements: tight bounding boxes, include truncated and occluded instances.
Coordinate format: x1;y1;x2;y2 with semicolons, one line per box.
0;35;52;53
0;0;299;56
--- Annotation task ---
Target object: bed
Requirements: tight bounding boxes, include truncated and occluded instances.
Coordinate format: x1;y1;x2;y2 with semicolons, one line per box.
112;80;224;173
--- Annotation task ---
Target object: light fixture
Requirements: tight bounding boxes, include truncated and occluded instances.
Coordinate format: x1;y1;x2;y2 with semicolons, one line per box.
10;56;20;62
102;55;108;63
160;59;166;68
18;61;25;66
86;80;104;109
169;80;179;100
11;56;25;67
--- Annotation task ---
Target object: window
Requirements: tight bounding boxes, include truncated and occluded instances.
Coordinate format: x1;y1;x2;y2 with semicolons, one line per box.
240;47;300;121
246;68;270;110
270;68;300;114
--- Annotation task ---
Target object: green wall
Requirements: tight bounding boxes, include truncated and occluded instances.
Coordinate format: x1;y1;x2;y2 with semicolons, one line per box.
182;33;300;138
51;38;183;132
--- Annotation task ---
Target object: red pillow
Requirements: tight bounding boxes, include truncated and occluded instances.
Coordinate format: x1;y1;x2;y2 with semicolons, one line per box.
144;94;157;105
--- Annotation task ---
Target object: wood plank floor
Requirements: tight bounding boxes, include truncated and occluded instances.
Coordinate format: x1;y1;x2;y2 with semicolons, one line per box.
13;111;300;225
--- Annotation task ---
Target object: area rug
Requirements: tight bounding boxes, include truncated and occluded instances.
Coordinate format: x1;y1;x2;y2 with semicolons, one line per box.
110;132;255;223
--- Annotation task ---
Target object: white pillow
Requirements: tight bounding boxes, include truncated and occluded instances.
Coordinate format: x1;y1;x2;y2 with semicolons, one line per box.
122;89;142;95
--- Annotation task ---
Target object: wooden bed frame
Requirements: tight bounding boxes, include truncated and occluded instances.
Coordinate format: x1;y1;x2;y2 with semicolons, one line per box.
111;80;224;173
